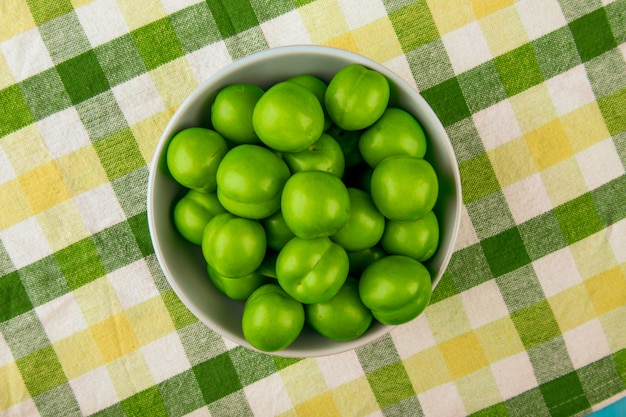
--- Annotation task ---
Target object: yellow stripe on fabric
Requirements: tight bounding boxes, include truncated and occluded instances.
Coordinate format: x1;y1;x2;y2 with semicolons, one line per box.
36;200;90;252
55;146;110;197
0;179;33;230
456;367;503;415
548;284;599;333
299;0;350;44
571;230;619;280
131;109;174;166
0;1;37;43
488;137;536;188
479;5;529;57
90;312;140;363
540;157;588;207
439;331;490;379
561;102;612;153
600;304;626;353
2;125;52;176
18;162;72;214
470;0;515;19
54;329;103;380
106;350;155;400
331;376;379;416
149;57;199;110
0;363;29;411
525;119;574;170
585;266;626;316
116;0;167;31
427;0;476;35
281;359;329;406
509;84;558;134
350;17;404;63
125;296;176;346
295;391;342;417
474;317;526;363
0;51;16;90
404;346;451;393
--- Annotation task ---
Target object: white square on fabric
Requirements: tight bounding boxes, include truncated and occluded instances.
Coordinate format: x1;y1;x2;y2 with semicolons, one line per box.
533;247;583;298
260;10;311;49
490;352;538;399
383;55;418;90
75;0;130;48
244;373;293;417
316;349;363;389
37;107;91;159
0;146;16;184
0;332;14;367
337;0;388;30
70;366;120;416
390;313;437;359
441;21;492;75
516;0;567;41
112;73;164;126
576;138;624;191
563;319;612;369
107;259;159;309
160;0;204;14
35;293;88;343
73;183;126;235
0;28;54;82
2;399;40;417
453;204;480;252
472;100;522;151
502;173;553;224
141;333;192;383
417;382;466;416
545;65;596;117
186;41;232;84
0;217;52;269
460;281;510;329
183;408;212;417
608;218;626;264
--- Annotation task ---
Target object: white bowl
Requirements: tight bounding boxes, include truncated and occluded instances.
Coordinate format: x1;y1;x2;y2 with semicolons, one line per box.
147;45;462;357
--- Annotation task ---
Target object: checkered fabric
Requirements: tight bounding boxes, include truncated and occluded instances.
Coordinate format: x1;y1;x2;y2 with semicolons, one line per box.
1;0;625;416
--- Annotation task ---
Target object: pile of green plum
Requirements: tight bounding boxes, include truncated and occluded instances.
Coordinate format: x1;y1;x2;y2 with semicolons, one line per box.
166;64;440;352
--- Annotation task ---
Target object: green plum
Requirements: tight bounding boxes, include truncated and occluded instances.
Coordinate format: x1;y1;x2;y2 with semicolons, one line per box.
211;83;264;144
173;190;226;245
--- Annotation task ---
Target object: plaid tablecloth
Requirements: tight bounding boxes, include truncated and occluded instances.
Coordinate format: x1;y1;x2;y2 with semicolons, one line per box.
1;1;625;416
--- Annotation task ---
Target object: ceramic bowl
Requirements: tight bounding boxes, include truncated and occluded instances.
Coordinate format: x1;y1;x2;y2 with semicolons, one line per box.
147;45;462;357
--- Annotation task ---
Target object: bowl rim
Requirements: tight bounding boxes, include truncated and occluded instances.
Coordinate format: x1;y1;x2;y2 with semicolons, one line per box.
147;45;462;357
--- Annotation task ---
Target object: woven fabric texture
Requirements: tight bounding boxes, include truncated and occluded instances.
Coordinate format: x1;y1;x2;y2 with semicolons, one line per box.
1;0;625;416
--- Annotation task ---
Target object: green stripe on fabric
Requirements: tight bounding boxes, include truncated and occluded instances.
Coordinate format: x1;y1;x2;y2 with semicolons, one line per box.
92;221;144;273
553;193;605;245
273;356;302;370
19;256;69;307
223;26;269;60
357;334;401;374
33;383;82;417
496;265;545;313
518;211;568;261
249;0;296;23
94;34;148;88
18;68;72;121
421;77;471;126
446;243;493;293
94;129;145;182
193;353;242;403
466;192;516;240
598;88;626;135
504;388;551;417
389;1;439;52
89;403;126;417
511;301;560;350
39;11;91;65
569;7;617;63
158;369;206;417
585;49;626;100
528;337;575;385
75;91;128;141
578;356;625;405
111;167;150;219
0;85;35;137
0;272;33;322
458;60;508;114
494;44;544;97
0;311;50;359
16;345;68;397
128;212;154;258
132;18;186;71
481;227;531;278
121;386;169;417
56;51;111;105
367;361;416;409
54;237;106;291
470;402;508;417
540;371;591;416
531;26;581;80
170;3;222;54
205;0;260;39
405;39;455;91
229;346;278;386
26;0;73;25
162;290;199;330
